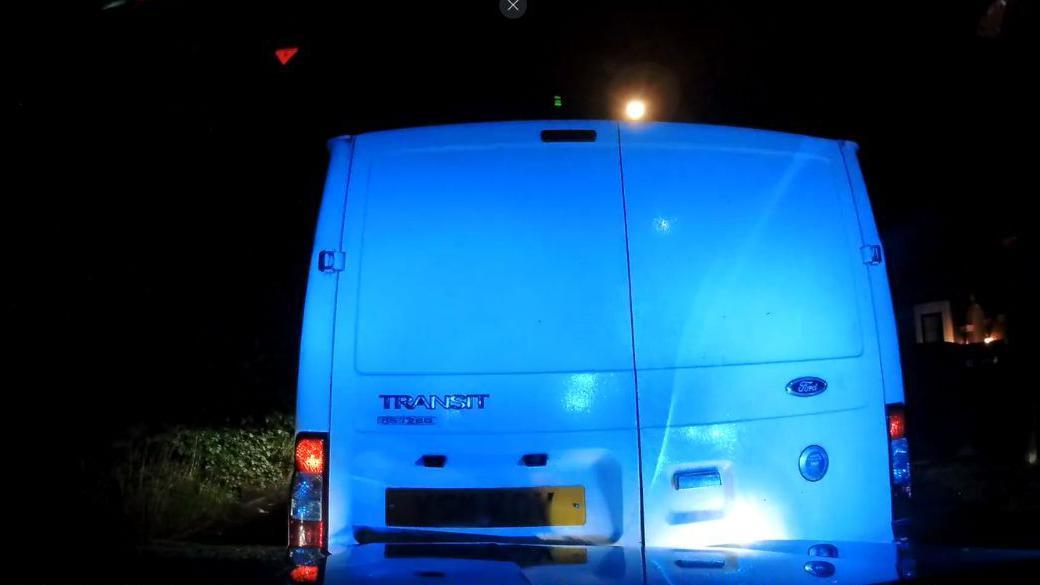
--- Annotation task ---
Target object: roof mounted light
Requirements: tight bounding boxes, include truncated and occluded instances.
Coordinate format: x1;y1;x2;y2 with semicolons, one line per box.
624;99;647;121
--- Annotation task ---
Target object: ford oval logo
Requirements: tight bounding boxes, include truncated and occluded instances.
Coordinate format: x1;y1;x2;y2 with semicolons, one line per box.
786;376;827;397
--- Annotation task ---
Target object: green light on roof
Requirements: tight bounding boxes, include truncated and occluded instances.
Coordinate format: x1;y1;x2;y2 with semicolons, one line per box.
553;95;563;108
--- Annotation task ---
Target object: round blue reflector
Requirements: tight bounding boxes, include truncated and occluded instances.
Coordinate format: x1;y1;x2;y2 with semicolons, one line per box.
799;445;829;482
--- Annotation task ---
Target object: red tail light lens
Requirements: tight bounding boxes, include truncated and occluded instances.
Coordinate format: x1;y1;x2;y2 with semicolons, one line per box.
888;405;906;440
289;519;325;548
295;438;326;474
290;565;320;583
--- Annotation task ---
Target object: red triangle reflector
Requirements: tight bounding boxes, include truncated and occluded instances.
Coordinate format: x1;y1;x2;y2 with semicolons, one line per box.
275;47;299;65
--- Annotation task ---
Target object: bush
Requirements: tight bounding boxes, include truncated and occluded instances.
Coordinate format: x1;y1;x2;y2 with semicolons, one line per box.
165;413;294;494
111;413;294;541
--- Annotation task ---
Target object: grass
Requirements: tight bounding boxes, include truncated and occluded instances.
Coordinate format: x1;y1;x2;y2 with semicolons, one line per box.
110;413;294;542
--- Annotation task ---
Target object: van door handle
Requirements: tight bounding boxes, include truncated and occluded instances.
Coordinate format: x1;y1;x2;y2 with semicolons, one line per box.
318;250;345;273
861;244;883;265
674;468;722;490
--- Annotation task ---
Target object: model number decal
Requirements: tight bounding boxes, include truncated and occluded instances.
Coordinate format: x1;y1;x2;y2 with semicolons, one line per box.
377;415;436;425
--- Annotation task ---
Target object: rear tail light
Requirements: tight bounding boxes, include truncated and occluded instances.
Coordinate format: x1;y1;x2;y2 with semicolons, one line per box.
888;407;906;441
296;438;326;474
887;404;911;495
289;547;324;583
289;565;320;583
289;518;325;548
289;433;328;551
887;404;911;536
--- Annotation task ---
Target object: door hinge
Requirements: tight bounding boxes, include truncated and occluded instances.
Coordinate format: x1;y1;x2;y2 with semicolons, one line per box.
860;244;883;265
317;250;346;273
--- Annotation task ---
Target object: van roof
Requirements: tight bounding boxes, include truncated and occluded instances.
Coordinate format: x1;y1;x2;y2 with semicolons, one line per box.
328;121;856;151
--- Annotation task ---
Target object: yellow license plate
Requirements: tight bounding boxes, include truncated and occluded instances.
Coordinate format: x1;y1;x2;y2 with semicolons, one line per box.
386;486;586;527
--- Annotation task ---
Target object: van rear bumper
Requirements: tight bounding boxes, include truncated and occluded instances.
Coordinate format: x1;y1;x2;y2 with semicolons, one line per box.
316;541;906;584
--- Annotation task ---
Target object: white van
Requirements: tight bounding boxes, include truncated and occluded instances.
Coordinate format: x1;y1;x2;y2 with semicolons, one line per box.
287;121;910;560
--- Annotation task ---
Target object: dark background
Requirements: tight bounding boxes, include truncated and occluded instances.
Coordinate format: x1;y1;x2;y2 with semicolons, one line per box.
6;0;1038;563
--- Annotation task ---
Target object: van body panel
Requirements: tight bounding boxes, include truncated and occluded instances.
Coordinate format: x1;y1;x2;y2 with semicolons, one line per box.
618;125;865;370
618;123;893;544
295;137;353;433
325;121;643;548
840;141;906;406
349;123;634;376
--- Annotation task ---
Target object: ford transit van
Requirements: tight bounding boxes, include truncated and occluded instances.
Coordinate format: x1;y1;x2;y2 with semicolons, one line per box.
288;121;910;557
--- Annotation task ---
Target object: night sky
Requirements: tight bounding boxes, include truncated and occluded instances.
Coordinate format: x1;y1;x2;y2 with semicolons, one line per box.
8;0;1036;442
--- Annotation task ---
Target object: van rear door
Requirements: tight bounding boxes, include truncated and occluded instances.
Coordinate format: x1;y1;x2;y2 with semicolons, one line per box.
326;122;643;549
618;123;894;545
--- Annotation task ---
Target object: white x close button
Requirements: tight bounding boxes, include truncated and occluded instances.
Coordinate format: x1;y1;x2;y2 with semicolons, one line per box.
499;0;528;19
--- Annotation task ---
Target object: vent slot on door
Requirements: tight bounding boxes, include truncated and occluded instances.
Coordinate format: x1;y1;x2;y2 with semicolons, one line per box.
540;129;597;142
520;453;549;467
417;455;447;468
